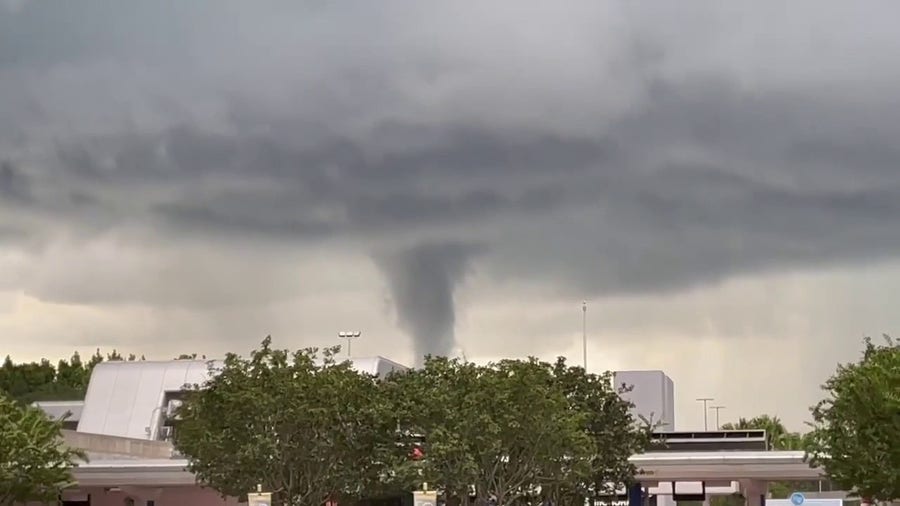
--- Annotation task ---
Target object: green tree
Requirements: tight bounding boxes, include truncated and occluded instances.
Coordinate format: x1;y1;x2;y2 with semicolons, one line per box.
721;415;793;450
806;336;900;503
549;358;650;504
0;392;86;505
720;415;818;499
0;349;147;404
382;356;483;504
173;337;391;506
385;356;615;506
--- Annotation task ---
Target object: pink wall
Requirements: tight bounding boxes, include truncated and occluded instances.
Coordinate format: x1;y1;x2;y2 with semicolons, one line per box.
21;485;242;505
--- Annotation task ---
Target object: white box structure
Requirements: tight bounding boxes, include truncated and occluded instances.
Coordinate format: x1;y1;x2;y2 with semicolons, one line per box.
613;370;675;431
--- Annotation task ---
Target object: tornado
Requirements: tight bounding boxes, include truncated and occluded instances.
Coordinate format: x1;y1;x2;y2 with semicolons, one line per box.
376;241;479;364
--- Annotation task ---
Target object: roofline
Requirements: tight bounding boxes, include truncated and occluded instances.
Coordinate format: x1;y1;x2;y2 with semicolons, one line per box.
92;359;217;367
89;356;409;368
72;451;821;487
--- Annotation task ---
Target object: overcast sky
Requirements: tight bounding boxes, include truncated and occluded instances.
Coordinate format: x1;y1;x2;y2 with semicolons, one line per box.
2;1;900;431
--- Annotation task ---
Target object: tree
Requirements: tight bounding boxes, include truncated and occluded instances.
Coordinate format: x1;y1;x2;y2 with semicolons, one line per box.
721;415;793;450
173;337;392;506
384;356;633;506
471;359;592;506
721;415;817;499
0;349;145;404
806;336;900;503
0;392;86;505
549;358;650;505
382;356;483;504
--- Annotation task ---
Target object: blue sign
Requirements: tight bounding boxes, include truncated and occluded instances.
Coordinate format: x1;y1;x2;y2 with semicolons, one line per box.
791;492;806;505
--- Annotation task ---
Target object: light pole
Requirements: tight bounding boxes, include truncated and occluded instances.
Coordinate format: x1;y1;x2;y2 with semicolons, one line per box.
710;405;726;429
338;331;361;359
582;301;587;370
696;398;714;430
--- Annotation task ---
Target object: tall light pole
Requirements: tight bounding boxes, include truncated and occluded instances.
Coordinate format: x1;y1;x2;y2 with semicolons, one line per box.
710;405;726;430
696;398;714;430
582;301;588;370
338;331;361;359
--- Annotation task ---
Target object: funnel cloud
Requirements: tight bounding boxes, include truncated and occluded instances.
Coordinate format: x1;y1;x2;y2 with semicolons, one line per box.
376;242;481;362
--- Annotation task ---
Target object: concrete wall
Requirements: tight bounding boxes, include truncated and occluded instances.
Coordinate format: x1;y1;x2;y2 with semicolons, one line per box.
62;430;174;459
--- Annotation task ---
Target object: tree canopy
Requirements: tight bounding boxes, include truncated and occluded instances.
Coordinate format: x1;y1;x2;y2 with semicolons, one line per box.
0;392;86;505
720;415;816;499
173;340;648;506
173;337;394;506
0;349;144;404
806;336;900;502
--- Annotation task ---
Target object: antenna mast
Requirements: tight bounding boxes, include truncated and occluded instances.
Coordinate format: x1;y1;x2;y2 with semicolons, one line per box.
582;300;587;370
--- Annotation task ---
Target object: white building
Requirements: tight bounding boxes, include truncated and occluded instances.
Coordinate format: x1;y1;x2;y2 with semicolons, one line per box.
614;370;675;431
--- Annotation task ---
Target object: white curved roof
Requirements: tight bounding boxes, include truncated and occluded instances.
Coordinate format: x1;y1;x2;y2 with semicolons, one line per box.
77;357;408;440
78;360;217;439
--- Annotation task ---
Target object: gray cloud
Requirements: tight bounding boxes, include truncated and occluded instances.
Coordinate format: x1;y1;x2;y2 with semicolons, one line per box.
0;160;32;203
2;0;900;354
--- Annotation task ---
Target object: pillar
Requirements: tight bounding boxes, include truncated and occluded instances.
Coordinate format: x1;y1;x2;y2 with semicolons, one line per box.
628;484;644;506
740;480;766;506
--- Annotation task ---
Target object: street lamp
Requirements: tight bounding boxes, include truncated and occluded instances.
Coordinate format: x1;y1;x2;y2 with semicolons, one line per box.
696;398;714;430
338;331;361;359
710;405;726;430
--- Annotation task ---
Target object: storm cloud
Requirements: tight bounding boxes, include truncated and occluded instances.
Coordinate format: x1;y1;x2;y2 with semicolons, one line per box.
1;0;900;393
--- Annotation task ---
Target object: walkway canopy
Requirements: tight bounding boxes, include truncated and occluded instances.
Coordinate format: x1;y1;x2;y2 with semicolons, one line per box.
73;451;822;487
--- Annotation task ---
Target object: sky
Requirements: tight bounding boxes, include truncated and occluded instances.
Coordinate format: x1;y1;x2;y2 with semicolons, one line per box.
2;1;900;431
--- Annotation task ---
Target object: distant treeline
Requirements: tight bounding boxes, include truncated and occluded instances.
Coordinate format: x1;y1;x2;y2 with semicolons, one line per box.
0;351;204;404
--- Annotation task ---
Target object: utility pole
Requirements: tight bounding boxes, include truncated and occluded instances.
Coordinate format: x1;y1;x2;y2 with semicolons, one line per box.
338;331;361;359
696;398;714;431
710;405;726;429
582;301;588;370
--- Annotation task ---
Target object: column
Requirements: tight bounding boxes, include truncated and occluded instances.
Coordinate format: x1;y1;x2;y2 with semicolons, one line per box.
628;484;644;506
740;480;766;506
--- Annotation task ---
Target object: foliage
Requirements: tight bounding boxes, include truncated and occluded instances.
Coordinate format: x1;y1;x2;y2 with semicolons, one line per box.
384;356;644;506
168;339;645;506
721;415;817;498
173;337;392;506
549;358;651;504
0;349;148;404
806;336;900;502
721;415;795;450
0;392;87;505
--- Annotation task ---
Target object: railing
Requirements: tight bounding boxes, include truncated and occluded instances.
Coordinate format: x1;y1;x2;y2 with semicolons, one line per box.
649;430;768;452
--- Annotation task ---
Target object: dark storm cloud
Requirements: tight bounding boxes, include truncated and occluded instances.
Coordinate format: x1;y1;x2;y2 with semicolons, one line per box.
3;0;900;349
374;241;483;361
